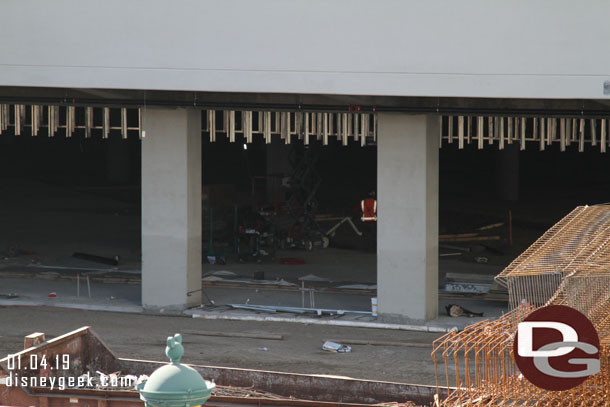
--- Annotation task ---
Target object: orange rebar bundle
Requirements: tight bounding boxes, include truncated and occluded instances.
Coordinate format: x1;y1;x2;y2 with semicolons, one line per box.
433;205;610;406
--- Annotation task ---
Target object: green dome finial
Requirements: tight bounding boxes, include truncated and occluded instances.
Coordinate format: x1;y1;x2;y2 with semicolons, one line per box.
137;333;215;407
166;334;184;364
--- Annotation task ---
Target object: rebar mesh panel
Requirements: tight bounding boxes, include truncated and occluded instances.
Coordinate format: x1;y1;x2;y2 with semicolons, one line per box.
496;205;610;308
506;273;563;309
497;206;610;283
434;307;610;406
567;275;610;318
564;275;610;345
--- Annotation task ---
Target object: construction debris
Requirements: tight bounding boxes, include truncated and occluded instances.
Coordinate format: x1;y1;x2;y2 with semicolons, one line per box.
476;222;504;231
203;276;297;287
439;252;462;257
443;272;494;295
439;233;479;239
444;304;483;317
337;283;377;290
322;341;352;353
228;303;373;316
324;339;431;349
443;282;490;294
324;216;363;237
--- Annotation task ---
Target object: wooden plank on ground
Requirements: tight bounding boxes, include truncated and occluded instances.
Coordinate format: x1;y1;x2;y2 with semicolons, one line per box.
184;330;283;340
439;233;478;239
439;236;500;242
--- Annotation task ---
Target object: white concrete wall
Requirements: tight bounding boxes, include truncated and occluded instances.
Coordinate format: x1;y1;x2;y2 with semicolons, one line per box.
1;0;609;99
377;114;438;321
141;107;202;310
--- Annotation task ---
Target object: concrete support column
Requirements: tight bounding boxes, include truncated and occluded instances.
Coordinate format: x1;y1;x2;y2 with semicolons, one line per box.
141;107;202;311
377;114;439;321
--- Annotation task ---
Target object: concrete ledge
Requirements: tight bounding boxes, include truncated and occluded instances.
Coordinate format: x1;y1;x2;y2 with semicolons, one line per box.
0;298;463;333
187;309;458;333
0;299;143;314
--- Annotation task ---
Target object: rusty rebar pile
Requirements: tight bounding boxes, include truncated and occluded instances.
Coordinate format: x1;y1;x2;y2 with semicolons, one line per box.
433;205;610;406
433;307;610;406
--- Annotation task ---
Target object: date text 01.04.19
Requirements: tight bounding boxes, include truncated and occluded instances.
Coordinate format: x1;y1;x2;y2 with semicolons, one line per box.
6;354;70;371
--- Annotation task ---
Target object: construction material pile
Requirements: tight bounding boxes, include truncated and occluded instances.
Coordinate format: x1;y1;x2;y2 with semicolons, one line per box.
497;205;610;310
432;205;610;406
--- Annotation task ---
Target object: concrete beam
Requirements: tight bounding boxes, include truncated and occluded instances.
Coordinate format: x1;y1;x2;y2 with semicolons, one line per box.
377;114;439;321
2;86;610;116
141;107;202;311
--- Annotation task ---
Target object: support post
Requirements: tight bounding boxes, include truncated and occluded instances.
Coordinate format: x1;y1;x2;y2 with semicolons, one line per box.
377;114;439;321
141;107;202;311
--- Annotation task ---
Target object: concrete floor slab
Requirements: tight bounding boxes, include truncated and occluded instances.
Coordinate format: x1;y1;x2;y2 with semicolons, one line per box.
0;276;507;332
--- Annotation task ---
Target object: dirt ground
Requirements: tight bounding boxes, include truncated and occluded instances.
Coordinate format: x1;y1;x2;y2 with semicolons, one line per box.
0;307;442;386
